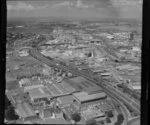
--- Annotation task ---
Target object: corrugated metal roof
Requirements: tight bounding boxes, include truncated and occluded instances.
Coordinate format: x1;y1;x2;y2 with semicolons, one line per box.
76;92;106;102
73;92;88;97
16;103;36;118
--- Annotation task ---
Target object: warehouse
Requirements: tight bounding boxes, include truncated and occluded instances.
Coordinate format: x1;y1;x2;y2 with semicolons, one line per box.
57;95;75;107
46;82;76;97
73;92;88;98
26;86;52;104
24;84;44;92
74;92;107;105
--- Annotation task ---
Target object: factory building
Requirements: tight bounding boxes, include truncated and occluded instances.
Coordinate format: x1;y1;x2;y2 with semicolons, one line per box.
46;82;76;98
73;92;88;98
74;92;107;104
24;84;44;92
72;92;107;110
24;85;52;105
15;102;38;121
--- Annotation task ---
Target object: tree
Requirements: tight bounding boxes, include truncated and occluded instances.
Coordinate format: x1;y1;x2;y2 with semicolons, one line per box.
114;122;121;125
86;119;97;125
115;114;124;125
5;106;19;121
5;95;11;110
71;112;81;123
118;114;124;122
63;113;69;121
106;117;111;123
106;111;114;118
99;120;104;125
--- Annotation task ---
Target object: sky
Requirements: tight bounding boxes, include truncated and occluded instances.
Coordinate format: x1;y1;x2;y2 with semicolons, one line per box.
7;0;142;20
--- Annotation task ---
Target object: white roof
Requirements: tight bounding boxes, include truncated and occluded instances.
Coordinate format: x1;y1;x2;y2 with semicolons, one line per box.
132;86;141;90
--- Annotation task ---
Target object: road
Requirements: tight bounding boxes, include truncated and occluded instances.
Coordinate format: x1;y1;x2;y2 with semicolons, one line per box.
29;48;140;122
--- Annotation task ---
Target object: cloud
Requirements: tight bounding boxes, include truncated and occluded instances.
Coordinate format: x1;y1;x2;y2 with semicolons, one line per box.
110;0;142;6
76;0;93;8
7;2;47;11
52;0;94;9
52;1;73;8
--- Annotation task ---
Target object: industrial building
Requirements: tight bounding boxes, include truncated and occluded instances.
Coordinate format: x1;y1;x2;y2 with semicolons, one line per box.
25;85;52;104
132;85;141;90
15;102;38;121
81;108;105;120
46;82;76;97
40;108;53;120
57;95;75;107
74;92;107;104
24;84;44;92
73;92;88;98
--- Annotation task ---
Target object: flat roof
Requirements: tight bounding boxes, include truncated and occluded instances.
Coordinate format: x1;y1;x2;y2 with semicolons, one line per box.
58;95;75;105
76;92;107;102
27;87;51;100
46;82;76;97
73;92;88;97
132;86;141;90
